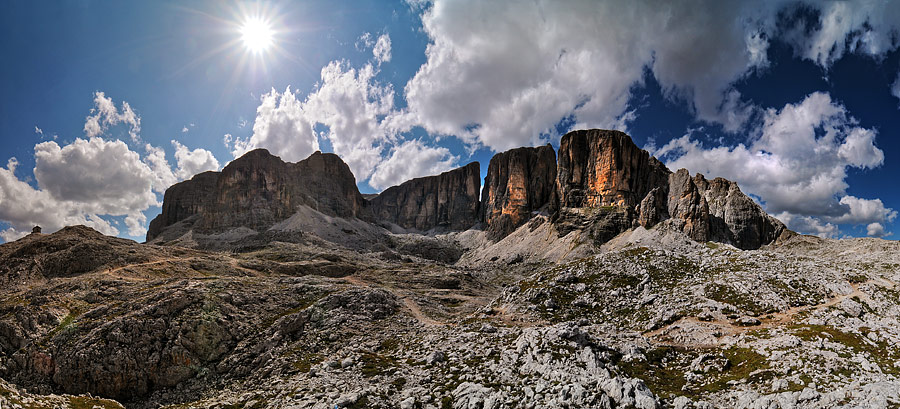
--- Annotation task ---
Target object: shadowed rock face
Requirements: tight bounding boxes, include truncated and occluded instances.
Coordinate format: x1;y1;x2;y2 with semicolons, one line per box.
694;174;786;250
146;149;367;240
480;145;557;239
200;150;366;233
367;162;481;231
146;171;219;241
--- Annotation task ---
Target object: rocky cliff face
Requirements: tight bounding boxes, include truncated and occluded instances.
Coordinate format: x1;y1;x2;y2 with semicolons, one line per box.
554;129;785;250
146;171;219;240
367;163;481;231
199;149;366;233
480;145;557;239
147;130;785;250
146;149;367;240
693;174;786;250
556;129;671;209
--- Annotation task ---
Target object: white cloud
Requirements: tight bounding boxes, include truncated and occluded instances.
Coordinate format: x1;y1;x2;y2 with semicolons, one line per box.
83;91;142;142
398;1;900;151
182;126;189;133
892;72;900;103
774;212;839;239
0;136;166;241
780;2;900;68
0;138;193;241
369;139;458;190
373;33;392;64
34;126;43;136
304;61;395;180
829;196;897;226
238;60;395;182
654;92;892;236
356;32;374;50
172;140;220;180
233;86;319;162
867;222;888;238
399;0;785;152
34;137;159;215
143;143;177;192
0;92;222;242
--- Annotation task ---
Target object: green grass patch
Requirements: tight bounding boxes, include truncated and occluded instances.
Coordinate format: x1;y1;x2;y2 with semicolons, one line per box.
69;396;126;409
704;283;770;316
360;351;399;377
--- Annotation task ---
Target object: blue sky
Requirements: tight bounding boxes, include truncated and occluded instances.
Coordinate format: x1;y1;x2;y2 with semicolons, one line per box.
2;0;900;242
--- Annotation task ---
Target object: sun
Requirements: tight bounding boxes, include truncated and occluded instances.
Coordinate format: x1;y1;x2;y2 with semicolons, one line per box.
239;16;274;54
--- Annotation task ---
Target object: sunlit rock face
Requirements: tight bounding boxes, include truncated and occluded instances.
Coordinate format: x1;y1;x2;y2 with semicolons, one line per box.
553;129;785;250
556;129;671;209
481;145;557;239
368;162;481;232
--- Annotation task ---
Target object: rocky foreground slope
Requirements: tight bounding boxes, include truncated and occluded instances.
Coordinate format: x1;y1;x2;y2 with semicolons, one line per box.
1;129;899;408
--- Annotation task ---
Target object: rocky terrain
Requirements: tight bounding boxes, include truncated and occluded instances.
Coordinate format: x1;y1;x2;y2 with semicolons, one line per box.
2;129;899;408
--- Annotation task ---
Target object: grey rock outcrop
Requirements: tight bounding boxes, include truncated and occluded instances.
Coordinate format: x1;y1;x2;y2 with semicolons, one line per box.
553;129;785;249
367;162;481;231
147;149;367;241
480;145;557;239
146;171;218;240
693;174;786;250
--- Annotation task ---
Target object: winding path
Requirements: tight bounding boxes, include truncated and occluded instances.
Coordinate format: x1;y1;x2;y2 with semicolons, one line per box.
645;276;897;346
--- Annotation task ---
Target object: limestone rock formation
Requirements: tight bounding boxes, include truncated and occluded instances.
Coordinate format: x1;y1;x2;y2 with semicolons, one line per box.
553;129;785;249
556;129;670;209
146;171;219;240
147;149;367;240
200;149;366;232
367;163;481;231
693;174;786;250
480;145;557;239
665;169;710;242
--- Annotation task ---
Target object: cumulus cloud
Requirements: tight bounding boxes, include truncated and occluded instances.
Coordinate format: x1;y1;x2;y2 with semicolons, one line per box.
369;139;458;190
304;61;395;180
233;86;319;162
399;0;782;151
83;91;142;142
653;92;892;236
774;212;839;239
867;222;888;238
0;136;168;240
398;0;900;151
0;91;215;241
143;144;177;192
172;140;220;180
238;60;395;182
34;138;159;215
373;33;391;64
